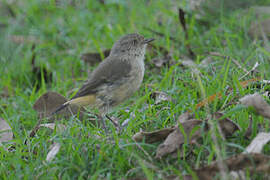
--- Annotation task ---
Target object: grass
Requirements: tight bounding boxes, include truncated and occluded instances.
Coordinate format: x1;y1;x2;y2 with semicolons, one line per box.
1;0;270;179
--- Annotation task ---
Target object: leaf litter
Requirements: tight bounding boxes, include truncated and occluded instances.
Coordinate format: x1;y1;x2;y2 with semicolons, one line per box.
0;118;13;143
33;91;86;121
239;93;270;119
4;3;270;179
46;142;61;162
134;111;240;159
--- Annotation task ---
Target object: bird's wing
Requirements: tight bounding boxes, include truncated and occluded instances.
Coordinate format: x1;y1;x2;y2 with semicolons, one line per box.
72;56;132;99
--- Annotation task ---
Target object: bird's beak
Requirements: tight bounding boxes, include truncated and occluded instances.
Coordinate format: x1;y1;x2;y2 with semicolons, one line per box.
143;38;155;44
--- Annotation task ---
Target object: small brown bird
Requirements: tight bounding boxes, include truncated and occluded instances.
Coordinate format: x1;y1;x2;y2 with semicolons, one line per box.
53;33;154;129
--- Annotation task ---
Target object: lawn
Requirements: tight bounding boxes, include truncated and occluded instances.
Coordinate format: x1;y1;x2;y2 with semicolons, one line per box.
1;0;270;179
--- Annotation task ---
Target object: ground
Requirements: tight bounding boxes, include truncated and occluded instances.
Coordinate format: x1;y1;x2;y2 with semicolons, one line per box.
0;0;270;179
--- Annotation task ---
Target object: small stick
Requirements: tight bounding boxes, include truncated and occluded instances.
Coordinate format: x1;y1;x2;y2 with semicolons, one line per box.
178;8;195;59
132;139;153;162
209;52;248;73
239;62;259;80
29;114;43;138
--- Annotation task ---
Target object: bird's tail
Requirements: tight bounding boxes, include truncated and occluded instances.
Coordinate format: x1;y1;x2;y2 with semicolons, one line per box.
52;102;70;115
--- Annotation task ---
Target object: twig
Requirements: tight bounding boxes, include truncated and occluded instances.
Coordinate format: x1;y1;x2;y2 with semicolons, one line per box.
239;62;259;80
209;52;248;73
132;138;153;162
209;52;259;80
244;115;253;139
29;114;43;138
31;44;36;68
105;115;121;132
178;8;195;59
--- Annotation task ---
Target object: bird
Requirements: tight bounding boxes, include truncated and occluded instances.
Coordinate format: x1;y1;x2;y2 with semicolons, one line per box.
52;33;154;130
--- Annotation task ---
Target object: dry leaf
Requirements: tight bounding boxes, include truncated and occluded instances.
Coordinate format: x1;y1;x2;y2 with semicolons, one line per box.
214;112;241;137
0;118;13;143
150;91;172;104
245;132;270;153
194;153;270;180
180;58;200;74
46;142;61;162
133;128;175;143
156;120;203;158
155;112;239;159
177;112;195;123
33;91;85;121
198;56;214;68
39;123;66;132
81;49;110;66
181;58;196;67
239;93;270;119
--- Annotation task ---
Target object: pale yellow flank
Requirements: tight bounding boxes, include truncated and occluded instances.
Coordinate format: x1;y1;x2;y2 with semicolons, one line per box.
68;95;96;106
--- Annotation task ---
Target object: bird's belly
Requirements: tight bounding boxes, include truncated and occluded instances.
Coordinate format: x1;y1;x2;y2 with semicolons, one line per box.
96;68;144;109
112;69;144;105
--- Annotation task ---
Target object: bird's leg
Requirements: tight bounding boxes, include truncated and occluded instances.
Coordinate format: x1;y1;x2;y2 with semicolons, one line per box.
98;114;108;134
105;115;120;132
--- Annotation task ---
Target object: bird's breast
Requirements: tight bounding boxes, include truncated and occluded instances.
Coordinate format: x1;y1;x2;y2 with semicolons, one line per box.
110;57;145;104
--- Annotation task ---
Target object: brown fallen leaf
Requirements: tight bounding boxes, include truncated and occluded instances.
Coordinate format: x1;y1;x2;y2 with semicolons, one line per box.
177;112;195;123
134;111;239;159
133;127;175;143
132;108;241;160
230;132;270;179
39;123;66;132
180;57;201;75
0;118;13;143
46;142;61;162
150;91;172;104
156;120;204;158
239;93;270;119
193;132;270;179
33;91;85;121
81;49;111;66
214;112;241;137
194;153;270;180
245;132;270;153
198;56;214;69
